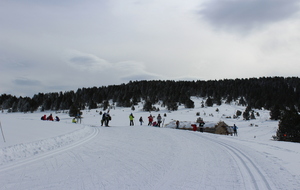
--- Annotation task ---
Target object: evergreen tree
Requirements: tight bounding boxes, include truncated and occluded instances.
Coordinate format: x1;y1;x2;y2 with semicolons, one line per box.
238;97;247;106
205;97;213;107
250;111;256;120
69;105;80;117
225;95;233;104
131;96;139;106
102;100;109;111
277;109;300;142
236;110;242;117
213;95;222;106
143;100;152;112
201;102;205;108
166;101;178;111
88;101;98;110
11;102;18;112
243;106;251;120
131;105;135;111
270;104;281;120
184;98;194;108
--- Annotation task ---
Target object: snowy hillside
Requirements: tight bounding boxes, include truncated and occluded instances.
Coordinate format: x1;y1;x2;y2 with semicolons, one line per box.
0;98;300;190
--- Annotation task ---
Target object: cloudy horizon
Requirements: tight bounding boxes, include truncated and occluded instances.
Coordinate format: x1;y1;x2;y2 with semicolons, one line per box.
1;0;300;97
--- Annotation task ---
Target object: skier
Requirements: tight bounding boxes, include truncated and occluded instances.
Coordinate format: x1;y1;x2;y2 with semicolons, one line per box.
197;117;205;132
104;111;111;126
148;115;153;126
176;120;180;129
139;116;143;126
55;116;60;122
101;112;106;126
199;120;205;133
233;124;238;136
129;113;134;126
157;114;162;127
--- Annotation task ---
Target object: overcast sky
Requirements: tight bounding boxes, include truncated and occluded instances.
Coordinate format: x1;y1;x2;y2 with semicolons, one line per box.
1;0;300;97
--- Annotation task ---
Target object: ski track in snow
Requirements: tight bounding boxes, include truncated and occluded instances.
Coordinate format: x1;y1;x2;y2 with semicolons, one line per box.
202;135;274;190
219;142;272;190
199;134;300;190
0;126;99;173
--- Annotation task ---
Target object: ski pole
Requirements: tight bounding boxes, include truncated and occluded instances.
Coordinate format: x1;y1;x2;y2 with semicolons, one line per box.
0;121;6;142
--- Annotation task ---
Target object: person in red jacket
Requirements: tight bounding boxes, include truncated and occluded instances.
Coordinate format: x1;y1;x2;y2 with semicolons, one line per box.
47;114;54;121
41;115;47;120
148;115;153;126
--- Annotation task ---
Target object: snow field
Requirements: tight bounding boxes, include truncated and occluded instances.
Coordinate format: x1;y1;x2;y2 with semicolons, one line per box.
0;98;300;189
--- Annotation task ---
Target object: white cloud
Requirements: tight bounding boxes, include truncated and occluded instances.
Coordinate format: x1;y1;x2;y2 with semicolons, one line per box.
66;50;110;72
114;61;161;81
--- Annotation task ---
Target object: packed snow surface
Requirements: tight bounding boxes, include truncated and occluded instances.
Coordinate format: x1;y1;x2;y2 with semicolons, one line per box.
0;98;300;190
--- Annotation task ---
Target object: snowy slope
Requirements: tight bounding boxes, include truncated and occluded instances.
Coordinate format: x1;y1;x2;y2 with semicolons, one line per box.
0;98;300;190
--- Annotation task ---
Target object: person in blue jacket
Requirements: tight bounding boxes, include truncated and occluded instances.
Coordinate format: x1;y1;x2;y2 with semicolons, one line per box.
233;124;238;136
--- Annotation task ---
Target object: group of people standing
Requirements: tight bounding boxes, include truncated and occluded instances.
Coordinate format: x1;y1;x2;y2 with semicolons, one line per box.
128;113;163;127
98;112;238;135
148;114;162;127
101;111;111;126
40;111;238;136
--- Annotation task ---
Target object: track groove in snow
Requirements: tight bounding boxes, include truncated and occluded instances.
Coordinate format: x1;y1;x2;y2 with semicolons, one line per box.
216;141;273;190
194;133;275;190
0;126;99;172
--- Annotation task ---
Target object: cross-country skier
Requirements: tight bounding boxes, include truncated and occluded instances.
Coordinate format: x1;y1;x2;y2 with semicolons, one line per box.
233;124;238;136
157;114;162;127
148;115;153;126
139;117;143;125
129;113;134;126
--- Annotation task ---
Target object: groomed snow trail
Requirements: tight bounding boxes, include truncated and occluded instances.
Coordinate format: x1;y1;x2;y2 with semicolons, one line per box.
196;134;275;190
0;126;99;173
0;125;295;190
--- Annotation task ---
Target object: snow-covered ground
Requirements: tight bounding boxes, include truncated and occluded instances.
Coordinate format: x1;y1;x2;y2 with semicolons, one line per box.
0;98;299;190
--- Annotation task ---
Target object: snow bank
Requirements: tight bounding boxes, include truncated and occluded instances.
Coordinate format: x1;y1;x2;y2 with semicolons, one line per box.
0;126;94;165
